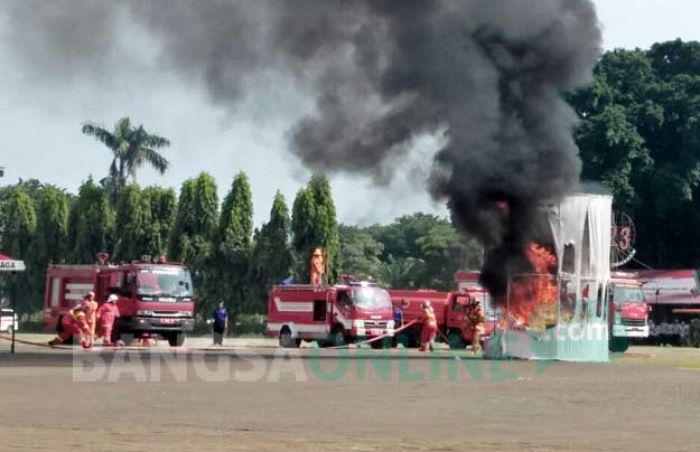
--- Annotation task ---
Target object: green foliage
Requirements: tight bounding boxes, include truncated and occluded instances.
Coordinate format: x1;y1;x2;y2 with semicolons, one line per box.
0;188;38;317
251;191;293;312
82;117;170;203
337;225;384;280
67;178;114;263
343;213;481;290
291;175;340;283
35;186;69;264
168;173;218;264
212;172;254;316
142;186;177;257
168;173;219;308
572;39;700;266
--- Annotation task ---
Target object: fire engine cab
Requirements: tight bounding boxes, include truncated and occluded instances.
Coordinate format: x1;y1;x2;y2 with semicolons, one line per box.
43;261;195;346
265;282;395;347
607;272;650;352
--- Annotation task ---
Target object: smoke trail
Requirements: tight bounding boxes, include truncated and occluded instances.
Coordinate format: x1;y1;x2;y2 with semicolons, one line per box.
2;0;601;298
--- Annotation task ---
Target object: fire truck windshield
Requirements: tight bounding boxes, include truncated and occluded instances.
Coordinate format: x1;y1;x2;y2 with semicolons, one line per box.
613;286;644;304
351;286;392;310
137;266;193;299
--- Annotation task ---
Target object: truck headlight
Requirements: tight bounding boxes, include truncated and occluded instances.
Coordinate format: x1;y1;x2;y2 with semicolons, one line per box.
353;320;364;329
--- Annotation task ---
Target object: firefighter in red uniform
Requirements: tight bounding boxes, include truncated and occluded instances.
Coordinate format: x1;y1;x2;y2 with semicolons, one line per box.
96;294;121;346
419;300;438;352
48;305;92;348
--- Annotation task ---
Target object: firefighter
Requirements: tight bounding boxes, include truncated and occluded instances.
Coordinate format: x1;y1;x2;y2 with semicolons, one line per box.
48;305;92;348
96;294;121;346
81;291;99;344
419;300;437;352
466;297;485;353
309;248;325;285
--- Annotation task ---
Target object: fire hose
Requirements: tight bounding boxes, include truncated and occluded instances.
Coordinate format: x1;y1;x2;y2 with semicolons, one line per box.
0;334;69;349
326;319;418;349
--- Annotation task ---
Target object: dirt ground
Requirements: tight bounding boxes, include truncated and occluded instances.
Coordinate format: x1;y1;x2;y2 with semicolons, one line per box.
0;335;699;451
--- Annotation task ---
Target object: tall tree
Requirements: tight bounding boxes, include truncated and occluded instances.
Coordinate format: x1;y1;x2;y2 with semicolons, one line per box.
251;191;293;310
142;186;177;257
113;184;151;261
82;117;170;203
338;225;384;281
291;175;340;283
35;186;69;265
168;173;218;306
572;40;700;267
67;178;114;263
214;172;254;316
0;188;37;317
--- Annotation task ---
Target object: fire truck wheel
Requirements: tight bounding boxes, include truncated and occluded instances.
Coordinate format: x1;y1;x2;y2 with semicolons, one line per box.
370;337;390;349
279;327;299;348
331;327;347;347
167;332;186;347
447;330;466;350
608;336;629;353
119;333;135;347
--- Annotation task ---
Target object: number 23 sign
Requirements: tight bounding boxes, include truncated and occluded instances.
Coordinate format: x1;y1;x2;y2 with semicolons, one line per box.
611;225;632;251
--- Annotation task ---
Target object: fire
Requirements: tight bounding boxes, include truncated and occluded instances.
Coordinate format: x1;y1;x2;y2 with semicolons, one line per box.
502;242;559;331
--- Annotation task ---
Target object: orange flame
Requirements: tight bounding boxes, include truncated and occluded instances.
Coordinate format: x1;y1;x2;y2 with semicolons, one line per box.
502;243;558;330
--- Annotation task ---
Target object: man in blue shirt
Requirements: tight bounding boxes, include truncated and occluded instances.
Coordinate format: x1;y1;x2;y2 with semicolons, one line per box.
212;302;228;346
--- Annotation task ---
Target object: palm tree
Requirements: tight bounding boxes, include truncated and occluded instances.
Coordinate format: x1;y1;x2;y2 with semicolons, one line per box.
82;117;171;203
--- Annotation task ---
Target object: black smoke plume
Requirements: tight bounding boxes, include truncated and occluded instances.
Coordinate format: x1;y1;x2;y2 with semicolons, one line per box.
3;0;601;299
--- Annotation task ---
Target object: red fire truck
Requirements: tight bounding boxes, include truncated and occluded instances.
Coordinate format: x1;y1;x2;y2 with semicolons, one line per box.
265;282;395;348
389;287;495;349
607;272;650;352
43;261;195;346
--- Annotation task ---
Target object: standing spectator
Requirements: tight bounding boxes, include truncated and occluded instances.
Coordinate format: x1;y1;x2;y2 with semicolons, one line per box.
393;301;404;328
212;302;228;346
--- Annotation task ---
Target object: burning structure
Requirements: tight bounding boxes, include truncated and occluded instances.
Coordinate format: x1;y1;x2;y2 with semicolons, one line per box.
486;193;612;362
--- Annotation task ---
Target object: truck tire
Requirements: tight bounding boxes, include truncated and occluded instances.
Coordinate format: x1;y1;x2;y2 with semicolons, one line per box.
609;336;629;353
370;337;390;349
167;332;186;347
279;327;300;348
331;327;347;347
447;330;466;350
119;333;135;347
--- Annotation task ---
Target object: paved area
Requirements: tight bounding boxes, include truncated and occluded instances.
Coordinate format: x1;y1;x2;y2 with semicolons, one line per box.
1;335;698;451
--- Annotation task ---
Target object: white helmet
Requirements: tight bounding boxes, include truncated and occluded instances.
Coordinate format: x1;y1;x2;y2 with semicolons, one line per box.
107;294;119;303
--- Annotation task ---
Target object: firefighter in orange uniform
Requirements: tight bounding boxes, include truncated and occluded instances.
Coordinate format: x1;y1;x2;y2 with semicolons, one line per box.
467;297;485;353
309;248;325;285
81;291;98;344
48;305;92;348
419;300;438;352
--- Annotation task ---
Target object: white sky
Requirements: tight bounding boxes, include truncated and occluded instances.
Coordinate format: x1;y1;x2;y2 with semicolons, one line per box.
1;0;699;227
